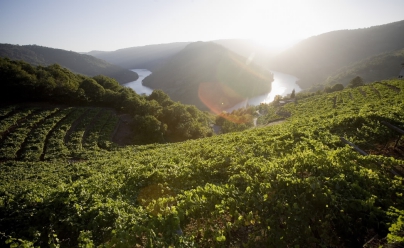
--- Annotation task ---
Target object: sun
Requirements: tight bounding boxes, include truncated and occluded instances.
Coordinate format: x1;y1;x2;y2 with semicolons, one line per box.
231;0;312;50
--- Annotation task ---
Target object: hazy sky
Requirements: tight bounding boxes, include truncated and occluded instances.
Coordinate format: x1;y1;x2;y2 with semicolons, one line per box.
1;0;403;52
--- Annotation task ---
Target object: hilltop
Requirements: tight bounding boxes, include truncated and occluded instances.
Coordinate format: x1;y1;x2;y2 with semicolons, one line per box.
270;20;404;89
142;42;274;111
0;44;139;84
86;39;277;72
87;42;191;70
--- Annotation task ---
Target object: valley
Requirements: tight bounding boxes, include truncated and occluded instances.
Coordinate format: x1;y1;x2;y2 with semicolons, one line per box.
1;16;404;247
1;78;403;247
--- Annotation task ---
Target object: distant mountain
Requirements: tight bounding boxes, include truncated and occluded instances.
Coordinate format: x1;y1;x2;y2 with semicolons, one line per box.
142;42;274;111
270;20;404;89
212;39;278;68
87;42;191;70
87;39;279;72
326;48;404;86
0;44;138;84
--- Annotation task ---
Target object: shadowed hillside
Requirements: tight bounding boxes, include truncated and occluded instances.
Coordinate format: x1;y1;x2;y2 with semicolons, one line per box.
87;42;190;70
142;42;274;111
87;39;278;72
212;39;278;68
270;20;404;89
0;44;139;84
326;48;404;86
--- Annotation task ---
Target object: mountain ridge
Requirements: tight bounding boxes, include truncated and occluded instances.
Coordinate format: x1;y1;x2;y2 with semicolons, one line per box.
326;48;404;86
0;44;139;84
269;20;404;89
85;39;279;72
142;42;274;111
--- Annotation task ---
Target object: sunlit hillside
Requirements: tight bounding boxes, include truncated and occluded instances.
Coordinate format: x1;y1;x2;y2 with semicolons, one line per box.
87;39;278;72
1;1;404;246
1;77;403;247
270;20;404;89
143;42;274;111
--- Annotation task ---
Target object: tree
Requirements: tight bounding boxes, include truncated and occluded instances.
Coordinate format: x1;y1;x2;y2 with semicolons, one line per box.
147;90;172;106
273;95;282;104
324;86;333;93
348;76;364;88
291;89;296;98
79;78;105;103
93;75;121;92
331;83;344;92
324;83;344;93
133;115;163;143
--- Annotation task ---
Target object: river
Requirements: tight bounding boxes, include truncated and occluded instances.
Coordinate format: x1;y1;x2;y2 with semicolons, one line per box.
225;70;301;112
123;69;153;95
124;69;301;111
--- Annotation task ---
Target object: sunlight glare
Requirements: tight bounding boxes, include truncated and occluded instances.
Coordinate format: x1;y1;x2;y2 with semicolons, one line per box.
236;0;313;49
265;79;286;103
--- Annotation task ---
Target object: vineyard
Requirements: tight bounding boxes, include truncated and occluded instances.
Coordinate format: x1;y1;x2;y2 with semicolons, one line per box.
0;105;119;162
1;79;404;247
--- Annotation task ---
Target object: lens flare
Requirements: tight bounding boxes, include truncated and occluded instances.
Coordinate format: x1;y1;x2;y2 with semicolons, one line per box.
198;51;273;124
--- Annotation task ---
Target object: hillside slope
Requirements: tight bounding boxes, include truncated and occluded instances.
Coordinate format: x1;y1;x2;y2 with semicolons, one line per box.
87;39;278;72
87;42;190;70
270;20;404;89
143;42;274;111
0;44;139;84
0;57;213;143
1;79;403;247
326;48;404;86
212;39;278;68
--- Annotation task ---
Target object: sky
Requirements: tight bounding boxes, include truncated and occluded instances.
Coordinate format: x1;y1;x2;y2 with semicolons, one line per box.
0;0;403;53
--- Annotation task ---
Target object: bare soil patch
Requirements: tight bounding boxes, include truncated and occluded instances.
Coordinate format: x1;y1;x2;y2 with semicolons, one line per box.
112;114;134;146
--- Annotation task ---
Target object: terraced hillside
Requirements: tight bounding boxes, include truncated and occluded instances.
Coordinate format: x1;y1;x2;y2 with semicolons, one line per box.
0;105;119;162
1;80;403;247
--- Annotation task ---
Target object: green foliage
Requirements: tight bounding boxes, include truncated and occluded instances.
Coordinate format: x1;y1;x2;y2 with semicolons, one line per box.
0;57;213;143
1;75;404;246
348;76;365;88
387;207;404;245
0;43;139;84
79;79;105;103
215;107;255;133
325;83;344;93
331;83;344;91
92;75;121;92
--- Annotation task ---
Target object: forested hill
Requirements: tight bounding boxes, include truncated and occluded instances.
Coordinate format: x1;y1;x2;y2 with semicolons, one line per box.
87;42;190;70
212;39;278;69
326;48;404;86
142;42;274;111
0;44;139;84
0;57;213;143
87;39;278;72
270;20;404;89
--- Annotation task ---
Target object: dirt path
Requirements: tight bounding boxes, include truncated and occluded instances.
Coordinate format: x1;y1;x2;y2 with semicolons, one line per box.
266;119;285;126
111;114;134;146
64;108;90;144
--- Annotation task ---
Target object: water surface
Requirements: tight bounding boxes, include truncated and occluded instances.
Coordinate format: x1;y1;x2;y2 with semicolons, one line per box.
123;69;153;95
124;69;301;112
226;70;301;112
